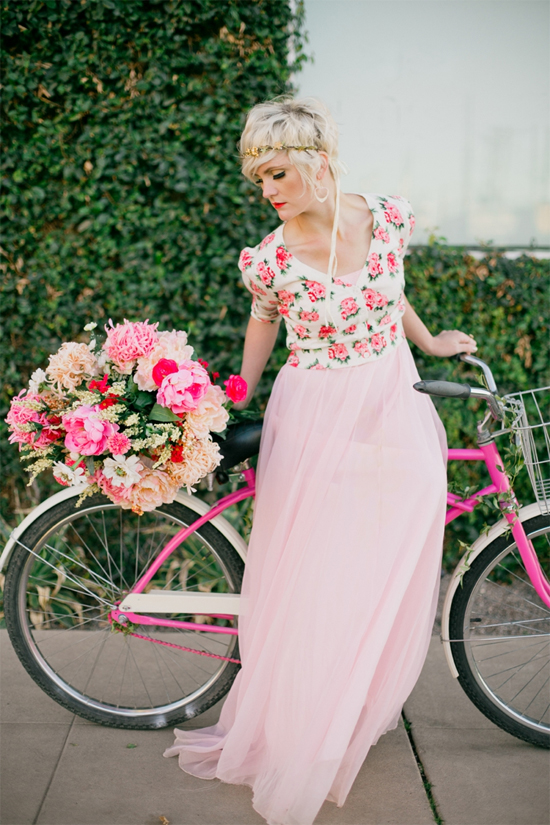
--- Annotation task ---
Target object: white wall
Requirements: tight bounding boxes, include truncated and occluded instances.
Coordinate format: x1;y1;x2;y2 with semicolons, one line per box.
297;0;550;245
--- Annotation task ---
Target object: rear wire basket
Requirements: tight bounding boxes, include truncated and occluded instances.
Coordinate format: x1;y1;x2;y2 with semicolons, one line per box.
503;386;550;515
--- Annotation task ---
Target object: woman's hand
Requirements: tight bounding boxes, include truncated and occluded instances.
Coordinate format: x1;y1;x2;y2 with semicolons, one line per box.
427;329;478;358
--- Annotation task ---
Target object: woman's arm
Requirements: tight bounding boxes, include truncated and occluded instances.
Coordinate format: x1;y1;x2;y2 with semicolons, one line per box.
403;296;477;357
233;317;281;410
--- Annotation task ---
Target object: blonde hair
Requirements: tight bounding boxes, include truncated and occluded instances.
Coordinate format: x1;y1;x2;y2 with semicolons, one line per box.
239;97;345;292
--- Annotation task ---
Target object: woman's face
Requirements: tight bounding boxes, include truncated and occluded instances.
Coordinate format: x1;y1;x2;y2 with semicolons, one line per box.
254;154;325;221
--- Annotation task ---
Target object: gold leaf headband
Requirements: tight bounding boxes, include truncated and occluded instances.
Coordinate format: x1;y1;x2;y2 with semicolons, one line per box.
242;143;318;158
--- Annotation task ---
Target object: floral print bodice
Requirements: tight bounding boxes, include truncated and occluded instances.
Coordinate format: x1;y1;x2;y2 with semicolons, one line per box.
239;194;415;370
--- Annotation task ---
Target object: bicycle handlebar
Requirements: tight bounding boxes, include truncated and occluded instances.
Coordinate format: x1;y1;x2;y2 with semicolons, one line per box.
456;353;498;394
413;379;503;419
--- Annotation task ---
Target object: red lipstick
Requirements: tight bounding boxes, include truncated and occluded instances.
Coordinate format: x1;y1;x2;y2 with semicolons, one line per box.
272;202;286;209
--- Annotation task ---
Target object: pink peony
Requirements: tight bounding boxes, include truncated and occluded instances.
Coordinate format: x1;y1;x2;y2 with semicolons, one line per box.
152;358;179;387
224;375;248;403
106;432;132;455
6;391;43;446
103;319;159;373
62;405;119;455
157;360;210;414
276;246;292;270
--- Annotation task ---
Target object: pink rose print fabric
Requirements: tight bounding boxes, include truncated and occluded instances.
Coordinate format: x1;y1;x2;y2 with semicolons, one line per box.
239;193;414;369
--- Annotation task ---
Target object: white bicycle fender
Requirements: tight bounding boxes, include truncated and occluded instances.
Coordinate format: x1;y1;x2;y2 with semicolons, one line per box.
0;486;248;574
440;502;543;678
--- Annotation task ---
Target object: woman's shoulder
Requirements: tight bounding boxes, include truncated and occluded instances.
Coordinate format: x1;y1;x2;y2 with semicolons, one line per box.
367;193;413;216
238;224;284;273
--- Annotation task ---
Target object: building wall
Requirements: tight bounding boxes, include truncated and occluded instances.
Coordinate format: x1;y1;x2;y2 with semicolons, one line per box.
296;0;550;245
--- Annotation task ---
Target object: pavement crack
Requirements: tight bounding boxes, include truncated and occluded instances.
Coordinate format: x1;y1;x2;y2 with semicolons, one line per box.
401;710;444;825
33;714;77;825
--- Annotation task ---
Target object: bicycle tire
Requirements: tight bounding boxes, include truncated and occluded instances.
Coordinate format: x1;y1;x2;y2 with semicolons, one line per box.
4;493;244;729
449;512;550;749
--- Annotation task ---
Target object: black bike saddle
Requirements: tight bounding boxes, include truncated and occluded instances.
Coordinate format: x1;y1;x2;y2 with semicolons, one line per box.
213;420;263;476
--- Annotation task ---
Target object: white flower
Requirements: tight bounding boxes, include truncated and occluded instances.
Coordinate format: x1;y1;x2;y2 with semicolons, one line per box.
84;322;97;331
28;368;48;394
52;462;87;486
102;454;144;488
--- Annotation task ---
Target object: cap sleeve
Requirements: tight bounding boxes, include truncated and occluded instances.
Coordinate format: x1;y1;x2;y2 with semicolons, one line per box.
399;198;415;258
239;246;281;324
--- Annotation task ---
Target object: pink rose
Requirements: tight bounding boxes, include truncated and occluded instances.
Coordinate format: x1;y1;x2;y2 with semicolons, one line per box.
276;246;292;270
249;281;267;296
367;254;383;278
278;289;296;305
379;314;392;325
353;340;371;357
383;204;404;227
294;324;309;339
387;252;398;273
260;232;276;250
224;374;248;403
257;261;276;285
6;391;42;446
318;325;336;339
299;310;319;322
103;319;159;373
278;303;290;317
390;324;398;342
239;249;253;270
309;363;326;370
305;280;326;302
328;343;349;362
340;297;359;320
152;358;179;387
343;324;357;335
374;226;390;243
62;405;119;456
362;289;388;310
287;352;300;367
370;333;387;352
409;215;416;232
157;360;210;414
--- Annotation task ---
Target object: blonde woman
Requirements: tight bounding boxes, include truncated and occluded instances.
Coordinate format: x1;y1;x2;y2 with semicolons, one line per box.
165;97;477;825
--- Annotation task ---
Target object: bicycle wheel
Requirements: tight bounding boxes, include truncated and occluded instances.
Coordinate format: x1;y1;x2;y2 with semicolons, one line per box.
449;512;550;748
4;493;244;729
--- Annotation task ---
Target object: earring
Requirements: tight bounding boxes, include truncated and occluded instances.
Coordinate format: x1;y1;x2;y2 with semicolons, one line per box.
314;186;329;203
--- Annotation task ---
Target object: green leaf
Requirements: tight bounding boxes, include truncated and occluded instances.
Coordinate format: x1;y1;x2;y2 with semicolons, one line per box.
148;403;181;422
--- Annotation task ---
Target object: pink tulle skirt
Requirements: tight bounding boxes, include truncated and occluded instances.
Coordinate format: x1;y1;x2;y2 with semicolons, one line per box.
164;341;447;825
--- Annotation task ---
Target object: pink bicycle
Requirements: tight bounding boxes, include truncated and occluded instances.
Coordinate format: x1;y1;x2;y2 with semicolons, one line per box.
2;354;549;748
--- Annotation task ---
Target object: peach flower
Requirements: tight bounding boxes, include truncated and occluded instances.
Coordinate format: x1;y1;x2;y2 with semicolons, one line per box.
124;468;180;515
167;439;221;490
46;342;98;392
186;385;229;438
134;330;194;391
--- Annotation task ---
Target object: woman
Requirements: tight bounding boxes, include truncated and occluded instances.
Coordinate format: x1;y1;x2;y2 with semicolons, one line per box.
164;97;477;825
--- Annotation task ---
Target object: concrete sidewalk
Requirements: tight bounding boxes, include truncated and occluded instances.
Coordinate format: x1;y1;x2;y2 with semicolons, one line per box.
1;630;548;825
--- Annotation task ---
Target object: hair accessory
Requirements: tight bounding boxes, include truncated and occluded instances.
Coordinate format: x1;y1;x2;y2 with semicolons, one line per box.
242;143;317;158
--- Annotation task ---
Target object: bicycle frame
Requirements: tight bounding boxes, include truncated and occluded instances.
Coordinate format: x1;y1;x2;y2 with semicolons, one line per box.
110;439;550;640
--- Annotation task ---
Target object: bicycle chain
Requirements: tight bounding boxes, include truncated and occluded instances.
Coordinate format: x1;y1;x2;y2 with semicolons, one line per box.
128;630;241;664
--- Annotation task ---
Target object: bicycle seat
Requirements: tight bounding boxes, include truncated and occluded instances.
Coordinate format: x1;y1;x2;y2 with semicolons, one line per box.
213;420;263;475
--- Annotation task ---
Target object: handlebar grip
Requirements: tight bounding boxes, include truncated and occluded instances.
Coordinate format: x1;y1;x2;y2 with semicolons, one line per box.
413;380;471;399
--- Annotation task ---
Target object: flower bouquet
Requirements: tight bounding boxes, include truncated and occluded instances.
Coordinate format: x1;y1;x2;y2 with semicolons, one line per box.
6;320;247;514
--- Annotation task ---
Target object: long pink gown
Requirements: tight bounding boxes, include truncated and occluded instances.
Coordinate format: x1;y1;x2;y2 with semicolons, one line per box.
164;196;448;825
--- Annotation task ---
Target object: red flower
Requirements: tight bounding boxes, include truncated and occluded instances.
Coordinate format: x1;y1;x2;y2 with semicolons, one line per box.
89;374;110;393
276;246;292;270
99;395;122;409
152;358;179;387
318;325;336;339
224;374;248;403
171;444;185;463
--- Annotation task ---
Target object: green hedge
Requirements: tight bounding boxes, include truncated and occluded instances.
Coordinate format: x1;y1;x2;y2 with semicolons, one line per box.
1;0;549;572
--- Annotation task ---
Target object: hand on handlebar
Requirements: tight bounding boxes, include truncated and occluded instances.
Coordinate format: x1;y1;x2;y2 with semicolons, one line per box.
427;329;478;358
